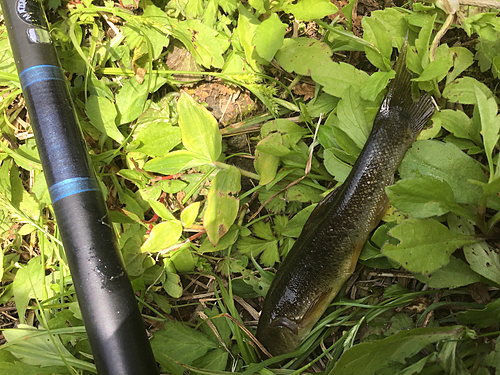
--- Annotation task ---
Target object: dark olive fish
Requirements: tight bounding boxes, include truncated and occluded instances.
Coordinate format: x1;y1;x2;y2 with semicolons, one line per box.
256;51;435;356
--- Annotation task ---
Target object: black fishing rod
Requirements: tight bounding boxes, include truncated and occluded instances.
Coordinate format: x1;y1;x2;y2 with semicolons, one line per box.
1;1;159;374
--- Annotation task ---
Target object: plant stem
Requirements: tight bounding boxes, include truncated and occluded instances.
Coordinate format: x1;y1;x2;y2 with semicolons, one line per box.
213;160;260;180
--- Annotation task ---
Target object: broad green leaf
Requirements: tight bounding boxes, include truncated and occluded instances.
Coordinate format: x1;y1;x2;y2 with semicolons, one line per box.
284;0;338;21
399;140;487;205
151;320;217;375
140;220;183;253
148;199;177;221
474;86;500;180
2;324;91;370
131;122;181;157
171;244;195;273
362;17;392;71
434;109;481;145
458;298;500;328
204;167;241;245
412;56;453;82
464;241;500;287
85;95;123;143
275;38;333;76
180;20;225;69
13;257;44;324
144;150;211;175
237;5;264;72
312;61;369;98
370;8;407;49
198;225;240;253
415;256;481;288
323;148;352;183
163;259;183;298
360;70;395;101
115;78;148;125
254;150;280;185
415;13;436;69
386;176;475;220
328;326;465;375
191;349;229;374
382;219;477;274
177;93;222;162
335;87;371;150
141;4;171;60
443;77;493;104
281;204;316;237
256;132;291;156
252;13;286;62
180;202;200;228
447;46;474;83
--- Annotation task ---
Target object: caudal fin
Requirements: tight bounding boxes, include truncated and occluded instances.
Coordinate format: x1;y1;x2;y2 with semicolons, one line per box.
385;40;436;135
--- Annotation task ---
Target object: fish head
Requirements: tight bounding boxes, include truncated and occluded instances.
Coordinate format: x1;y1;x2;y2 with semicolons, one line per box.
258;290;334;356
258;317;301;356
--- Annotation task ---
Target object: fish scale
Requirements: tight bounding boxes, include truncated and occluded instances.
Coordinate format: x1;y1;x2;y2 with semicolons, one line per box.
256;49;436;356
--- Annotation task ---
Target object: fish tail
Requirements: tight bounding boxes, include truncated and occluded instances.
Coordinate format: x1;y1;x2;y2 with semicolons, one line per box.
386;40;436;135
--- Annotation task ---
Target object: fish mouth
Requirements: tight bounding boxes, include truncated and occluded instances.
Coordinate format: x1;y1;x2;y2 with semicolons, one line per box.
259;317;301;356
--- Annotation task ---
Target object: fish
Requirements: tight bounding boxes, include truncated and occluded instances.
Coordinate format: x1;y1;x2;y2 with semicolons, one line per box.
255;47;435;356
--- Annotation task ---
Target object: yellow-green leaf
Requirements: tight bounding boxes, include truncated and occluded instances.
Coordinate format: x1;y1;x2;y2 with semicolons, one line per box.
141;220;183;253
204;167;241;245
177;93;222;162
180;202;201;228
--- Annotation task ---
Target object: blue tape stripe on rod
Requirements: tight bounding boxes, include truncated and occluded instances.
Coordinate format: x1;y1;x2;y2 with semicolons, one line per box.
19;64;65;90
49;177;101;203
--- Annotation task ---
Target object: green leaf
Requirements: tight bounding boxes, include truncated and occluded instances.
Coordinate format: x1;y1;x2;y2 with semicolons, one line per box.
335;87;371;151
323;148;352;183
443;77;493;104
399;140;487;205
312;61;369;98
362;17;392;71
458;298;500;328
382;219;477;274
2;324;91;371
275;38;333;76
144;150;212;175
163;259;183;298
151;320;217;375
237;4;264;72
386;176;475;220
140;220;183;253
252;13;286;62
177;93;222;162
180;202;200;228
85;95;123;143
171;244;195;273
131;122;181;157
284;0;338;21
115;78;148;125
434;109;481;145
464;241;500;287
328;326;465;375
360;70;395;101
474;86;500;180
13;257;44;324
204;167;241;245
412;56;453;82
191;349;229;374
198;225;240;253
179;19;225;69
254;150;279;185
447;46;474;83
414;256;481;289
148;199;177;221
